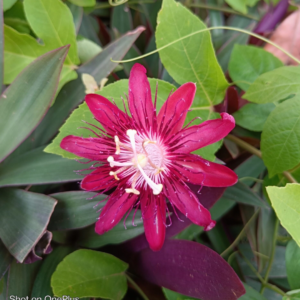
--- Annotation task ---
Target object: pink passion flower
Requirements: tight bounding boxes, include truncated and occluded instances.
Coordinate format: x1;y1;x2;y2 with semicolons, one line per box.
60;63;238;251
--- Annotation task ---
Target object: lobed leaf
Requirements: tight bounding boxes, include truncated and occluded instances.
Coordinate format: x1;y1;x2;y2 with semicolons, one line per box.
31;246;74;298
244;66;300;104
51;249;128;299
24;0;79;66
261;96;300;176
156;0;228;107
286;240;300;290
267;184;300;248
233;103;275;132
229;44;283;91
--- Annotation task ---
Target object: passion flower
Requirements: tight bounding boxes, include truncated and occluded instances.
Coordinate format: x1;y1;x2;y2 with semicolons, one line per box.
61;63;238;251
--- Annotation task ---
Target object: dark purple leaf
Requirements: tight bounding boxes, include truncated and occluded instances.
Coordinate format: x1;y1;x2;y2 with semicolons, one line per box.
250;0;289;45
131;239;245;300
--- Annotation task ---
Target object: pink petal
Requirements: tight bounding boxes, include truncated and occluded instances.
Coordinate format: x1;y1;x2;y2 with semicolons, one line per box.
95;191;138;234
85;93;129;134
128;63;154;129
60;135;114;161
170;113;235;153
81;167;117;191
164;179;215;231
157;82;196;135
141;193;166;252
173;154;238;187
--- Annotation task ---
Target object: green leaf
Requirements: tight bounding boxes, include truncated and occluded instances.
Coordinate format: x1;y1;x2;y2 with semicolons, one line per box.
0;147;83;187
283;289;300;300
78;13;101;45
235;155;265;186
217;15;254;72
3;25;77;90
239;283;268;300
266;184;300;248
31;246;73;298
0;46;69;163
225;0;259;14
45;79;176;159
0;277;3;295
6;260;41;297
286;240;300;290
3;24;44;84
67;2;83;33
48;191;106;231
24;0;79;66
222;182;267;207
229;45;283;91
233;103;275;132
156;0;228;107
0;240;12;280
0;189;57;262
68;0;96;7
76;210;144;248
3;0;17;11
51;249;128;299
257;208;276;272
77;36;102;64
111;4;132;36
244;66;300;104
163;287;198;300
261;97;300;176
0;1;3;94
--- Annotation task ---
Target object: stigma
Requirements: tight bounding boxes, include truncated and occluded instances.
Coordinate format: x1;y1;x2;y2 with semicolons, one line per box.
107;129;165;196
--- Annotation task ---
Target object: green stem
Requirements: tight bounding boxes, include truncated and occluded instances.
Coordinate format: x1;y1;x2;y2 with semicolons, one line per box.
221;209;260;258
240;252;286;296
111;26;300;65
126;274;149;300
260;218;280;295
188;3;259;20
226;134;298;184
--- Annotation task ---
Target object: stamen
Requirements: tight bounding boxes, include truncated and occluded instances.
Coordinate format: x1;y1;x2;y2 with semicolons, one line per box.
109;171;120;180
107;156;133;168
137;164;163;195
125;188;140;195
127;129;137;154
114;136;121;154
154;167;165;175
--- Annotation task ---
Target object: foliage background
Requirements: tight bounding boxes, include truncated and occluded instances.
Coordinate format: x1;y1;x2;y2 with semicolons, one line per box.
1;0;300;299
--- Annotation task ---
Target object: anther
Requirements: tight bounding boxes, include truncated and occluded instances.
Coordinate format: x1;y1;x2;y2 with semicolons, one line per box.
109;171;120;180
107;156;133;168
143;140;157;147
154;167;165;175
125;188;140;195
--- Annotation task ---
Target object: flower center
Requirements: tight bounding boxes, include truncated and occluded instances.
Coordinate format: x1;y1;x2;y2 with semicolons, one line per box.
107;129;164;196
